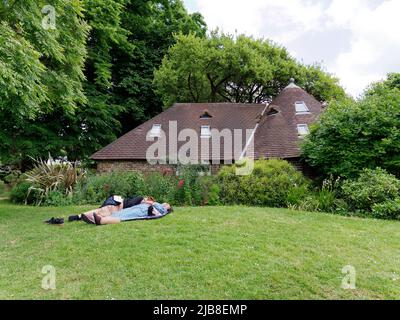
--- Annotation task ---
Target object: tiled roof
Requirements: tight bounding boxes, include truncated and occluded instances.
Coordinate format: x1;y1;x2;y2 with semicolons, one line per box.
91;103;265;161
91;84;323;162
253;86;323;159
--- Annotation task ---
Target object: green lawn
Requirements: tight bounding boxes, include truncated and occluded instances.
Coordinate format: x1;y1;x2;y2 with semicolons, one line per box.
1;200;400;300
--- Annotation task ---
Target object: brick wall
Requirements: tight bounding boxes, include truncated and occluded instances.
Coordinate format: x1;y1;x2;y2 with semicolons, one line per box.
97;160;223;175
96;158;317;178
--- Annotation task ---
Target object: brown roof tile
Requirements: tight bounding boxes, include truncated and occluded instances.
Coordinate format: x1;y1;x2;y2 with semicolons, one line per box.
91;103;265;161
253;86;323;159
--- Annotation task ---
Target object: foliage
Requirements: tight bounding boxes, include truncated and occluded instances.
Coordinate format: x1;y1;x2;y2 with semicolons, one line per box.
0;0;206;167
365;73;400;97
13;158;85;205
174;164;209;205
0;180;5;195
143;172;178;204
218;159;310;207
88;0;207;137
10;181;39;205
302;88;400;178
73;171;145;205
154;31;347;107
372;199;400;220
0;0;89;166
341;168;400;214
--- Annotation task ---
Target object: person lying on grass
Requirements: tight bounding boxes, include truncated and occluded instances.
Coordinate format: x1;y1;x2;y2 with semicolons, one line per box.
88;202;173;226
69;195;155;224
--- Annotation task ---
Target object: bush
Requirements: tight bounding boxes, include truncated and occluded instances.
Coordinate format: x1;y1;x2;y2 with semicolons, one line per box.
9;159;86;205
218;159;310;207
10;181;41;205
174;164;210;206
302;89;400;178
372;199;400;220
342;168;400;213
43;191;74;206
143;173;178;204
74;171;145;205
0;180;5;195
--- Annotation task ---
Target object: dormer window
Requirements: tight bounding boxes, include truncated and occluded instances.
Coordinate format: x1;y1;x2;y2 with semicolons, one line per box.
200;109;212;119
200;125;211;138
149;124;162;137
295;101;310;114
267;107;279;116
297;124;309;137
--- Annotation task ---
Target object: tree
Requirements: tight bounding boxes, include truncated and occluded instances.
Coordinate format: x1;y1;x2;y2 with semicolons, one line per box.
364;73;400;97
0;0;89;167
302;86;400;178
0;0;205;167
154;31;347;107
111;0;206;133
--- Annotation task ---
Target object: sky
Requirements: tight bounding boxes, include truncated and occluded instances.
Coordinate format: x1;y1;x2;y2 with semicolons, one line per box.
183;0;400;97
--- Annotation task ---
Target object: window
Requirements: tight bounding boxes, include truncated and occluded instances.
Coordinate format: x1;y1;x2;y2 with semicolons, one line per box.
149;124;162;137
295;101;310;114
200;125;211;138
200;109;212;119
297;124;309;137
267;108;279;116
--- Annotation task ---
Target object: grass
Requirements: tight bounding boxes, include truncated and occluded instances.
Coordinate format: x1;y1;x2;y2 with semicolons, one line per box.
1;200;400;300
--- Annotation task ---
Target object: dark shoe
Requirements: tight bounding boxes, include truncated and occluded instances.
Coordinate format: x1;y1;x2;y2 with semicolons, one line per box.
45;217;64;225
93;213;102;226
68;215;81;222
81;214;95;225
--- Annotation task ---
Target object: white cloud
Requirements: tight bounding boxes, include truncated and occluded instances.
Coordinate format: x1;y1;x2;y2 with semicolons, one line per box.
327;0;400;96
185;0;400;97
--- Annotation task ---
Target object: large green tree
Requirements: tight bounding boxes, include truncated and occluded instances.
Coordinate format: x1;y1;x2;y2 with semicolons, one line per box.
302;76;400;178
0;0;205;167
154;31;347;107
0;0;89;166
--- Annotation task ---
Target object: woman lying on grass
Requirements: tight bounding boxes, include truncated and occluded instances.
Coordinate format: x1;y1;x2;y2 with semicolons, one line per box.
70;195;153;223
90;202;173;226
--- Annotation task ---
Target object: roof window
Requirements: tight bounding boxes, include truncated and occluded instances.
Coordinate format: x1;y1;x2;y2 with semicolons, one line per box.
295;101;310;114
149;124;162;137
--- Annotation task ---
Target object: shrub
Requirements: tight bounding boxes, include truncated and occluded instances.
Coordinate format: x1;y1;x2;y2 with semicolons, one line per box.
174;164;209;206
197;176;220;206
341;168;400;213
372;199;400;220
17;158;86;205
3;170;22;186
0;180;6;195
44;191;74;206
302;89;400;178
74;171;145;205
218;159;310;207
143;173;178;204
10;181;41;205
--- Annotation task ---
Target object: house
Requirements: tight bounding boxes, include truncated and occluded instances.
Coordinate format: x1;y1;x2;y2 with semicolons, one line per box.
91;79;324;175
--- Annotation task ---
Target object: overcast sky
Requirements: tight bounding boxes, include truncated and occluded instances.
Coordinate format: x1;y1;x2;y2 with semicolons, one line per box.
183;0;400;98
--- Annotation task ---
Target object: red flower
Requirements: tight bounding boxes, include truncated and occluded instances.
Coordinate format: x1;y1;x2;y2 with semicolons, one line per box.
177;179;185;189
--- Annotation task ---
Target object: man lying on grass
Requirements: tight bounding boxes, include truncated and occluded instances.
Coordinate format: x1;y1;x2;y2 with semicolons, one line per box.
44;195;172;226
90;201;172;226
68;195;153;223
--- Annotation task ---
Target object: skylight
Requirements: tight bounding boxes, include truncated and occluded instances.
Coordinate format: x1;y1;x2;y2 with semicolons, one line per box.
149;124;162;137
295;101;310;114
200;125;211;138
297;124;310;137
